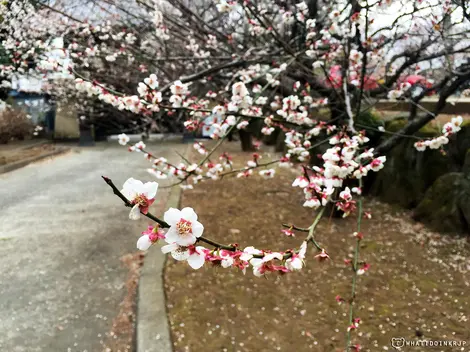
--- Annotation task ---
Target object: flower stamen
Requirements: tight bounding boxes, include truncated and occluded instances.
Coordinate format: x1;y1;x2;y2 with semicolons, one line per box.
176;218;193;236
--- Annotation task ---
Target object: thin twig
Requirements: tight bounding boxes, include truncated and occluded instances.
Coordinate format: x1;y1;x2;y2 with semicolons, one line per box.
345;178;363;350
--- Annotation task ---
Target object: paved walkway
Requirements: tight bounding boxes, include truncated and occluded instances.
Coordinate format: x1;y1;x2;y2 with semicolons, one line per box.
0;142;184;352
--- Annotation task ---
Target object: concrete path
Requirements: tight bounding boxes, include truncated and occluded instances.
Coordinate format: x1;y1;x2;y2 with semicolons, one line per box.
0;142;183;352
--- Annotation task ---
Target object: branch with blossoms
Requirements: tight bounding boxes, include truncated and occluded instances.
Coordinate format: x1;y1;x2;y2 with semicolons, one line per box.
102;175;328;274
115;129;337;190
413;116;464;152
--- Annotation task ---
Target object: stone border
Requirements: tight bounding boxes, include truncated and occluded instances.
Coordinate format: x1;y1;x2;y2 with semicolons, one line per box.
375;98;470;115
0;147;70;175
136;182;181;352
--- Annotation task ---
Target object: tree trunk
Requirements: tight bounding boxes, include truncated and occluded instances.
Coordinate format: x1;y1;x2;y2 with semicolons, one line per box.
275;129;286;153
239;129;255;152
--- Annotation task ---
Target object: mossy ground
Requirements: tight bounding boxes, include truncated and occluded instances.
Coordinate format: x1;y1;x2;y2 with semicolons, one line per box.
163;143;470;352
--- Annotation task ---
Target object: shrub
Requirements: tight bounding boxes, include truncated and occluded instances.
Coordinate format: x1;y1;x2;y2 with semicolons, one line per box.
0;107;34;144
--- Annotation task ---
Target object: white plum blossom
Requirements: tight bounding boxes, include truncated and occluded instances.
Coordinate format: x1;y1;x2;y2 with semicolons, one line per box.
225;115;237;125
261;127;275;135
250;252;284;277
247;160;257;168
312;61;324;69
442;115;463;135
255;96;268;105
170;80;189;95
232;82;249;97
212;105;226;117
216;0;235;13
137;82;148;96
237;121;249;129
339;187;352;201
220;251;234;268
161;243;206;269
169;95;183;107
351;187;362;195
121;178;158;220
134;141;146;150
163;207;204;246
292;176;309;188
240;246;263;262
285;241;307;271
144;74;159;89
118;133;130;145
368;156;386;172
303;198;321;208
259;169;275;179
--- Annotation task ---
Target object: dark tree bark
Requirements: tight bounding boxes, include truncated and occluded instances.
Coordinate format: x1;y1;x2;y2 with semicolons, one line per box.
264;128;280;146
227;129;234;141
239;129;255;152
275;130;286;153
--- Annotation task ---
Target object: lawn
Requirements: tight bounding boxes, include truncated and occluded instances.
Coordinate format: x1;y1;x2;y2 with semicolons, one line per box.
163;143;470;352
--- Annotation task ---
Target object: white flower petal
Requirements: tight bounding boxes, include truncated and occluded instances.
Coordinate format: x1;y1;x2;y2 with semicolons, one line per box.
121;178;144;200
187;253;205;269
129;204;141;220
292;260;303;270
264;252;283;262
253;266;264;277
142;181;158;199
121;188;136;200
171;248;190;261
163;227;180;244
175;234;197;246
164;208;181;226
180;207;198;222
161;243;179;254
250;258;263;267
239;253;253;261
244;246;262;254
192;221;204;238
137;235;152;250
221;257;234;268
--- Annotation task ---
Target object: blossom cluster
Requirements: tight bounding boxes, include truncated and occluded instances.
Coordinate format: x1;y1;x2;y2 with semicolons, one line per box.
293;132;386;213
414;116;463;151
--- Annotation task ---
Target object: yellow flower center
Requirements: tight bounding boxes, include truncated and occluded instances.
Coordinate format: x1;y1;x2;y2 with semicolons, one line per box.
134;194;149;206
176;219;193;236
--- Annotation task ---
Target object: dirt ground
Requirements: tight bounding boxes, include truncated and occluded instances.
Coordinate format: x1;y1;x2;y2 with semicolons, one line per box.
163;143;470;352
0;142;58;165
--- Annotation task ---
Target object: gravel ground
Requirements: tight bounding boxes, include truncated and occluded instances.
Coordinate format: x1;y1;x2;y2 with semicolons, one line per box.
0;142;185;352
